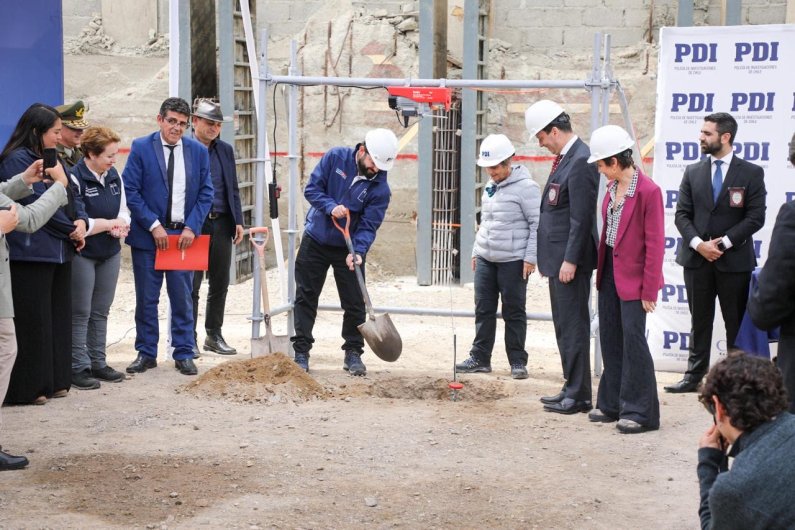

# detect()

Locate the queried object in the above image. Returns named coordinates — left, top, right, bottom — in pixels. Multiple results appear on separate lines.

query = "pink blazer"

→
left=596, top=170, right=665, bottom=302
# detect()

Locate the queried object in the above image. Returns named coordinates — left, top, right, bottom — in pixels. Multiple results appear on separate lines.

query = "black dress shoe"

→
left=0, top=447, right=29, bottom=471
left=126, top=353, right=157, bottom=374
left=175, top=358, right=198, bottom=376
left=540, top=390, right=565, bottom=405
left=204, top=331, right=237, bottom=355
left=543, top=397, right=593, bottom=415
left=664, top=378, right=700, bottom=393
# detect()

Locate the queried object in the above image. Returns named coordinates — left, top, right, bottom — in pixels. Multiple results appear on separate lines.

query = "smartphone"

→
left=42, top=148, right=58, bottom=172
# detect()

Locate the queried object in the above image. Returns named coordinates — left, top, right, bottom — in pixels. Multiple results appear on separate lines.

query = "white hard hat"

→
left=365, top=128, right=399, bottom=171
left=477, top=134, right=515, bottom=167
left=587, top=125, right=635, bottom=164
left=525, top=100, right=565, bottom=137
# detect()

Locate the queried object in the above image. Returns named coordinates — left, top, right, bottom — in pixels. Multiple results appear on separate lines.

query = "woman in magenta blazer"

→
left=588, top=125, right=665, bottom=434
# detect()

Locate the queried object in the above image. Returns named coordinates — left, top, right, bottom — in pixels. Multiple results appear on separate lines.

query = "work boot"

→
left=294, top=352, right=310, bottom=372
left=510, top=364, right=529, bottom=380
left=204, top=330, right=237, bottom=355
left=71, top=369, right=101, bottom=390
left=455, top=355, right=491, bottom=374
left=91, top=365, right=125, bottom=382
left=343, top=351, right=367, bottom=376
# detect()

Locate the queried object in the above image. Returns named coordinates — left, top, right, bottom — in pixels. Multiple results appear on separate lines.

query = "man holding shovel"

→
left=291, top=128, right=398, bottom=375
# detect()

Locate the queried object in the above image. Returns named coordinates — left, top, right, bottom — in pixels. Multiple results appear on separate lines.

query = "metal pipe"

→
left=286, top=40, right=299, bottom=347
left=265, top=75, right=591, bottom=90
left=590, top=33, right=604, bottom=378
left=316, top=304, right=553, bottom=321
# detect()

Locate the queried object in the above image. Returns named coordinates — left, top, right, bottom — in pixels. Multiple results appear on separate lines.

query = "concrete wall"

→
left=62, top=1, right=792, bottom=50
left=102, top=1, right=160, bottom=47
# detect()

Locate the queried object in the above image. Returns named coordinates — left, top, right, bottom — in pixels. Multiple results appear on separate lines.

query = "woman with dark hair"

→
left=587, top=125, right=665, bottom=434
left=69, top=126, right=129, bottom=389
left=0, top=103, right=88, bottom=405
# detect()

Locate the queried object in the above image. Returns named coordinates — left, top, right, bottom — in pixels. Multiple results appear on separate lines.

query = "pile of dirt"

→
left=181, top=353, right=329, bottom=404
left=332, top=375, right=514, bottom=401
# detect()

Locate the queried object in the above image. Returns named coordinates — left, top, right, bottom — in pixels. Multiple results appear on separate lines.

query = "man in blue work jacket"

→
left=291, top=128, right=398, bottom=376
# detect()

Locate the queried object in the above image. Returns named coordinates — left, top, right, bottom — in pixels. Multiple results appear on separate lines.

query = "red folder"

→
left=154, top=235, right=210, bottom=271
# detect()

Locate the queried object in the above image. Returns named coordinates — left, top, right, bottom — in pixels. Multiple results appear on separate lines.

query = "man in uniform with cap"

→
left=190, top=99, right=244, bottom=356
left=55, top=101, right=89, bottom=169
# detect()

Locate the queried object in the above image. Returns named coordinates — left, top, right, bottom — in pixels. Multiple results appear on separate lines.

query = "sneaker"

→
left=343, top=351, right=367, bottom=376
left=294, top=352, right=310, bottom=372
left=455, top=355, right=491, bottom=374
left=510, top=364, right=529, bottom=379
left=92, top=365, right=125, bottom=382
left=72, top=370, right=101, bottom=390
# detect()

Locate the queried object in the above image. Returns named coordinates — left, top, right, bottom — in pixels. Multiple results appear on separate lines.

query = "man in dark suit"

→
left=525, top=100, right=599, bottom=414
left=747, top=132, right=795, bottom=412
left=666, top=112, right=766, bottom=393
left=190, top=99, right=244, bottom=356
left=123, top=97, right=214, bottom=376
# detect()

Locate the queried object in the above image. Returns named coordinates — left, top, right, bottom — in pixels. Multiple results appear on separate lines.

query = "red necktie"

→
left=550, top=154, right=563, bottom=176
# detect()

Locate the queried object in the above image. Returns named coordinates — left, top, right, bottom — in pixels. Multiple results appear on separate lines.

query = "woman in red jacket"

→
left=588, top=125, right=664, bottom=434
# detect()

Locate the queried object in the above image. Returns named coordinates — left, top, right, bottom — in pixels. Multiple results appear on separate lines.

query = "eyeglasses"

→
left=164, top=117, right=190, bottom=129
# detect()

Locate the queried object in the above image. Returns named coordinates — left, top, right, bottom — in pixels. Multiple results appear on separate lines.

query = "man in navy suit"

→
left=666, top=112, right=766, bottom=393
left=190, top=99, right=244, bottom=357
left=525, top=100, right=599, bottom=414
left=123, top=97, right=214, bottom=376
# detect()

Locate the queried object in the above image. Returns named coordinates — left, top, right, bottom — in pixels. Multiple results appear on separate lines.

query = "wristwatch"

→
left=717, top=241, right=726, bottom=252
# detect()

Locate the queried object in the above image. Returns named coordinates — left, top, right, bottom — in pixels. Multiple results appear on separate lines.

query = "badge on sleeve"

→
left=728, top=187, right=745, bottom=208
left=547, top=183, right=561, bottom=206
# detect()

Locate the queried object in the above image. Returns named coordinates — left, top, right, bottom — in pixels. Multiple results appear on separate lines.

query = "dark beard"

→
left=357, top=156, right=377, bottom=178
left=700, top=140, right=722, bottom=155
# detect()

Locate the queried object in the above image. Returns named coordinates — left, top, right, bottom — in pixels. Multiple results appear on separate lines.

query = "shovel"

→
left=250, top=227, right=290, bottom=357
left=332, top=211, right=402, bottom=362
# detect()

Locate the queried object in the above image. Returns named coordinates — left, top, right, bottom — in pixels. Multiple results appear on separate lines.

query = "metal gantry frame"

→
left=248, top=32, right=634, bottom=374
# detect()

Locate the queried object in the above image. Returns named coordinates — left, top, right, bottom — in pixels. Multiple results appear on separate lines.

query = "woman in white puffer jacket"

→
left=456, top=134, right=541, bottom=379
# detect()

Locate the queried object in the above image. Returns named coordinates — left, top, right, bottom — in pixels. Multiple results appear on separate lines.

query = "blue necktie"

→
left=712, top=160, right=723, bottom=204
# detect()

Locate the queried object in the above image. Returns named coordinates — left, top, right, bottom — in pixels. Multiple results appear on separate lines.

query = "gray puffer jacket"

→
left=472, top=164, right=541, bottom=263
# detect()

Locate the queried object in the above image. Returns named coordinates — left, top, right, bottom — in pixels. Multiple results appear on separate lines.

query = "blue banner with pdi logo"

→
left=650, top=24, right=795, bottom=372
left=0, top=0, right=64, bottom=147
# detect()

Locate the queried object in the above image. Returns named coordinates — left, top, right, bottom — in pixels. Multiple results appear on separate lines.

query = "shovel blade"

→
left=251, top=334, right=291, bottom=358
left=357, top=312, right=402, bottom=362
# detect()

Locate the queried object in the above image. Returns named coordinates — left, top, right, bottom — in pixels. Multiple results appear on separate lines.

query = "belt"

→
left=163, top=222, right=185, bottom=230
left=208, top=212, right=228, bottom=220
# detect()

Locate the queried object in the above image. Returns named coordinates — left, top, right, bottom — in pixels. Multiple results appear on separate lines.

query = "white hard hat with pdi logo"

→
left=477, top=134, right=515, bottom=167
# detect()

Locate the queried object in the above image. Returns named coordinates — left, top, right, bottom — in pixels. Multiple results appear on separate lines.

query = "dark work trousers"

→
left=548, top=268, right=593, bottom=402
left=683, top=262, right=751, bottom=380
left=291, top=235, right=366, bottom=355
left=4, top=261, right=72, bottom=403
left=192, top=212, right=235, bottom=334
left=470, top=257, right=529, bottom=366
left=596, top=252, right=660, bottom=428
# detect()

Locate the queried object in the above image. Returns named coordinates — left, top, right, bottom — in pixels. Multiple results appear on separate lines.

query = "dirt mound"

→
left=335, top=376, right=513, bottom=401
left=181, top=353, right=329, bottom=404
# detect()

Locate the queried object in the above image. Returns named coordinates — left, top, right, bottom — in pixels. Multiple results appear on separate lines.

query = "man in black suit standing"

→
left=525, top=100, right=599, bottom=414
left=747, top=132, right=795, bottom=412
left=666, top=112, right=766, bottom=393
left=190, top=99, right=245, bottom=356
